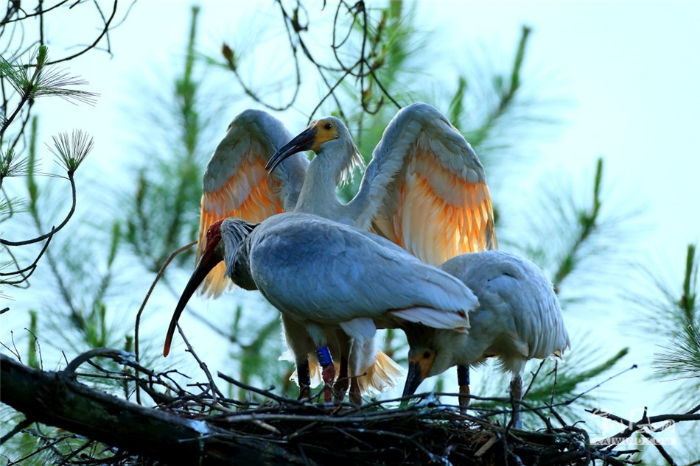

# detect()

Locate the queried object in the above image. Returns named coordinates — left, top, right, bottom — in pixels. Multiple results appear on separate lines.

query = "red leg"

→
left=316, top=346, right=335, bottom=403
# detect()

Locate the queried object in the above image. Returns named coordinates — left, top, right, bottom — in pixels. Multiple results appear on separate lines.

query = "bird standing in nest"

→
left=402, top=250, right=570, bottom=428
left=164, top=212, right=477, bottom=402
left=267, top=103, right=497, bottom=403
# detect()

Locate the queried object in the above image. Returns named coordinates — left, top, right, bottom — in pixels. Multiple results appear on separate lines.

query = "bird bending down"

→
left=266, top=103, right=498, bottom=402
left=191, top=109, right=401, bottom=401
left=401, top=250, right=570, bottom=428
left=164, top=212, right=477, bottom=401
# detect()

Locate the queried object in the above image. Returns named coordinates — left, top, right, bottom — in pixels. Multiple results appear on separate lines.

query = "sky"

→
left=3, top=0, right=700, bottom=456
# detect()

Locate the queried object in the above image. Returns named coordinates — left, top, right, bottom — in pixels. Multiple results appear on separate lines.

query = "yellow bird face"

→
left=307, top=118, right=341, bottom=151
left=266, top=117, right=341, bottom=172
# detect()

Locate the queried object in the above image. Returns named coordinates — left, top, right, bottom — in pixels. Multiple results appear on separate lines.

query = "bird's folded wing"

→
left=366, top=103, right=498, bottom=266
left=390, top=306, right=470, bottom=332
left=197, top=110, right=308, bottom=297
left=339, top=317, right=377, bottom=340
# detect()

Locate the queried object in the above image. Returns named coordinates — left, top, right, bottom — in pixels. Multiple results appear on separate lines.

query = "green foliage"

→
left=463, top=26, right=531, bottom=151
left=0, top=149, right=29, bottom=181
left=47, top=130, right=94, bottom=175
left=0, top=46, right=97, bottom=141
left=120, top=6, right=219, bottom=273
left=26, top=310, right=39, bottom=370
left=656, top=323, right=700, bottom=378
left=652, top=245, right=700, bottom=382
left=2, top=2, right=695, bottom=465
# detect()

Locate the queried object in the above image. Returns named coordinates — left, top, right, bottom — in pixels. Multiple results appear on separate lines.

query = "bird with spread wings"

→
left=180, top=103, right=497, bottom=403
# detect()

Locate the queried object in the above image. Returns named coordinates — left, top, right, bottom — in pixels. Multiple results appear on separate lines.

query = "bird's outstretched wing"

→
left=197, top=110, right=308, bottom=297
left=365, top=103, right=497, bottom=266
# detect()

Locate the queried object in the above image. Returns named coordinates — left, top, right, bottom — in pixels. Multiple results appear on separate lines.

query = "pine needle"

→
left=654, top=323, right=700, bottom=378
left=47, top=130, right=95, bottom=174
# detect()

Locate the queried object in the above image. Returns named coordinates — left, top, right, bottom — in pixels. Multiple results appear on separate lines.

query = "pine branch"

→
left=643, top=245, right=700, bottom=386
left=551, top=157, right=603, bottom=290
left=46, top=129, right=94, bottom=175
left=654, top=323, right=700, bottom=378
left=462, top=25, right=532, bottom=149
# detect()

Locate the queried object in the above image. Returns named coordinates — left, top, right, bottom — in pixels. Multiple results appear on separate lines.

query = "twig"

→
left=134, top=240, right=196, bottom=404
left=218, top=371, right=310, bottom=407
left=177, top=322, right=226, bottom=404
left=639, top=430, right=676, bottom=466
left=0, top=417, right=32, bottom=445
left=63, top=347, right=134, bottom=379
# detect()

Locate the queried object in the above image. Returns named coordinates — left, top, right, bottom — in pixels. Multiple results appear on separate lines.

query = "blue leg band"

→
left=316, top=346, right=333, bottom=366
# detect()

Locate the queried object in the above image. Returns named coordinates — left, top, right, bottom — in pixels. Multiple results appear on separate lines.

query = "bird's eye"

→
left=324, top=123, right=332, bottom=130
left=423, top=351, right=431, bottom=359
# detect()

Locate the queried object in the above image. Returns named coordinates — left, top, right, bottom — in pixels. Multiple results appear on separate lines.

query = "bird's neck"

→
left=430, top=330, right=479, bottom=375
left=294, top=144, right=371, bottom=228
left=227, top=237, right=257, bottom=291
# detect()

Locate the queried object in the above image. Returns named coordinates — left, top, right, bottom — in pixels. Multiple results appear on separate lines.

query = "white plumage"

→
left=189, top=103, right=496, bottom=402
left=165, top=213, right=477, bottom=401
left=402, top=250, right=570, bottom=428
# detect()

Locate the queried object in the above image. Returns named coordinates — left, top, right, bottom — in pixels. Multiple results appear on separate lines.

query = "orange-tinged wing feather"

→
left=197, top=156, right=284, bottom=297
left=400, top=151, right=496, bottom=264
left=369, top=103, right=497, bottom=266
left=196, top=110, right=308, bottom=297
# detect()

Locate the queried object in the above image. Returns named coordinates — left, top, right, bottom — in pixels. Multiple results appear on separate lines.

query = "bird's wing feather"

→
left=488, top=253, right=570, bottom=360
left=250, top=213, right=477, bottom=326
left=390, top=307, right=470, bottom=331
left=197, top=110, right=308, bottom=297
left=339, top=318, right=377, bottom=340
left=441, top=251, right=570, bottom=367
left=365, top=103, right=497, bottom=265
left=350, top=339, right=405, bottom=394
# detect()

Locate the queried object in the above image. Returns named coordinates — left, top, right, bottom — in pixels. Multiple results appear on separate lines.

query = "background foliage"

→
left=1, top=1, right=698, bottom=464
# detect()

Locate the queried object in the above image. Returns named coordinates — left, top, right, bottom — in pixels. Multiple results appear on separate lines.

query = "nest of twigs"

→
left=3, top=348, right=645, bottom=465
left=134, top=367, right=639, bottom=466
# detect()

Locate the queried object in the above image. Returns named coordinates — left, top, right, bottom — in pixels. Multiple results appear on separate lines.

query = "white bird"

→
left=190, top=109, right=401, bottom=402
left=266, top=102, right=497, bottom=402
left=193, top=104, right=496, bottom=402
left=164, top=212, right=478, bottom=401
left=266, top=103, right=497, bottom=264
left=197, top=109, right=308, bottom=297
left=400, top=250, right=570, bottom=428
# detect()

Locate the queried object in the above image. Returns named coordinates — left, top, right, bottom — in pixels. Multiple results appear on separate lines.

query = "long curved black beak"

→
left=266, top=125, right=317, bottom=173
left=402, top=361, right=425, bottom=397
left=163, top=243, right=222, bottom=357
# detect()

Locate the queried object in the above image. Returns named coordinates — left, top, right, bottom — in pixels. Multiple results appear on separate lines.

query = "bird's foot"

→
left=349, top=377, right=362, bottom=406
left=458, top=384, right=471, bottom=415
left=333, top=376, right=349, bottom=402
left=298, top=384, right=311, bottom=401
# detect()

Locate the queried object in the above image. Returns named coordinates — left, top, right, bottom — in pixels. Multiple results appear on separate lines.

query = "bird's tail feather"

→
left=288, top=349, right=404, bottom=394
left=353, top=349, right=405, bottom=394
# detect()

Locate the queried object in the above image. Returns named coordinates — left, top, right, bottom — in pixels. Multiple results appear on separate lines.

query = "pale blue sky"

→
left=46, top=0, right=700, bottom=261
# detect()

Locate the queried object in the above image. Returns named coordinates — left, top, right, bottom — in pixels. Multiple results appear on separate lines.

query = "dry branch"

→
left=0, top=351, right=306, bottom=465
left=0, top=348, right=652, bottom=465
